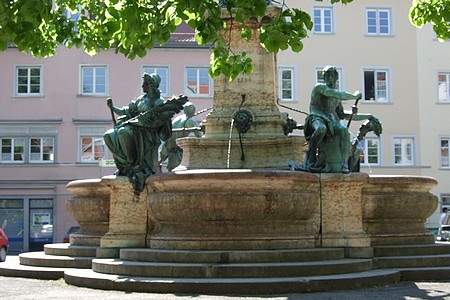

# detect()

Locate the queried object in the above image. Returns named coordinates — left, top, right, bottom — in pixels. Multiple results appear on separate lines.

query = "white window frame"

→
left=142, top=66, right=169, bottom=96
left=278, top=66, right=296, bottom=102
left=15, top=65, right=43, bottom=96
left=29, top=137, right=55, bottom=163
left=0, top=137, right=25, bottom=163
left=184, top=67, right=212, bottom=97
left=440, top=137, right=450, bottom=168
left=393, top=136, right=415, bottom=166
left=359, top=136, right=381, bottom=166
left=438, top=72, right=450, bottom=103
left=366, top=7, right=392, bottom=36
left=78, top=126, right=109, bottom=163
left=80, top=65, right=109, bottom=96
left=362, top=68, right=390, bottom=103
left=313, top=6, right=334, bottom=34
left=315, top=66, right=343, bottom=91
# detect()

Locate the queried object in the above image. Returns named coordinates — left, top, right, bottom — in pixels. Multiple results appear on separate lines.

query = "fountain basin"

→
left=66, top=179, right=110, bottom=246
left=146, top=169, right=320, bottom=250
left=65, top=172, right=438, bottom=250
left=362, top=175, right=438, bottom=245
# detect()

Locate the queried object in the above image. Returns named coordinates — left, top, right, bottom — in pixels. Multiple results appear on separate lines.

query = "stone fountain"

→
left=15, top=5, right=443, bottom=295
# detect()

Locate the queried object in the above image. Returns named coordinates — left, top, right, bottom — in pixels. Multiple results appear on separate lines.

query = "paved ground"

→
left=2, top=256, right=450, bottom=299
left=2, top=276, right=450, bottom=300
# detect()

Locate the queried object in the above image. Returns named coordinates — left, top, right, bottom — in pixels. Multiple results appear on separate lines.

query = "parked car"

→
left=0, top=228, right=9, bottom=262
left=437, top=225, right=450, bottom=241
left=40, top=224, right=53, bottom=238
left=63, top=226, right=80, bottom=243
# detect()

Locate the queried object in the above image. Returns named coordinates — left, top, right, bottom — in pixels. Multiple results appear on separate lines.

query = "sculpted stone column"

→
left=177, top=6, right=305, bottom=170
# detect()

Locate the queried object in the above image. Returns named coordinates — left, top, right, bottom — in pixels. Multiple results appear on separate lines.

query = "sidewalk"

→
left=2, top=256, right=450, bottom=299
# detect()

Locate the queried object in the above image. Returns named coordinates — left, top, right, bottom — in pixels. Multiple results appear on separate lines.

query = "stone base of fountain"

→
left=65, top=179, right=110, bottom=246
left=146, top=169, right=320, bottom=250
left=176, top=135, right=305, bottom=170
left=65, top=171, right=437, bottom=252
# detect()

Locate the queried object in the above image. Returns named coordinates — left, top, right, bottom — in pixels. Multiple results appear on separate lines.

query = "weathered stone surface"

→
left=99, top=176, right=147, bottom=248
left=66, top=178, right=110, bottom=246
left=177, top=136, right=305, bottom=170
left=318, top=173, right=371, bottom=248
left=146, top=169, right=320, bottom=250
left=362, top=175, right=438, bottom=245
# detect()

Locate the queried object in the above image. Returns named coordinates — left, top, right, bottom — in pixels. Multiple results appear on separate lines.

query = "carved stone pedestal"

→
left=99, top=176, right=147, bottom=248
left=320, top=173, right=371, bottom=248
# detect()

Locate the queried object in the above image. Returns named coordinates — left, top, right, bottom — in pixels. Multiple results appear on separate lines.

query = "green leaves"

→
left=259, top=7, right=311, bottom=54
left=409, top=0, right=450, bottom=41
left=1, top=0, right=448, bottom=82
left=209, top=41, right=253, bottom=81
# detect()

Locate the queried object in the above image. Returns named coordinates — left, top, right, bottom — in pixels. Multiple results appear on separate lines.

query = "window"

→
left=278, top=67, right=295, bottom=102
left=0, top=125, right=57, bottom=164
left=29, top=138, right=54, bottom=162
left=443, top=194, right=450, bottom=210
left=366, top=8, right=391, bottom=36
left=78, top=126, right=109, bottom=163
left=16, top=66, right=42, bottom=95
left=441, top=138, right=450, bottom=168
left=80, top=137, right=106, bottom=162
left=316, top=67, right=342, bottom=90
left=1, top=138, right=25, bottom=163
left=143, top=66, right=169, bottom=95
left=81, top=66, right=107, bottom=95
left=359, top=137, right=380, bottom=165
left=438, top=73, right=450, bottom=103
left=313, top=7, right=333, bottom=34
left=185, top=67, right=211, bottom=96
left=393, top=137, right=414, bottom=166
left=364, top=69, right=389, bottom=102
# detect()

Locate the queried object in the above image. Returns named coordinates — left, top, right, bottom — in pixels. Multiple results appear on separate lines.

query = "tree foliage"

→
left=410, top=0, right=450, bottom=41
left=0, top=0, right=448, bottom=81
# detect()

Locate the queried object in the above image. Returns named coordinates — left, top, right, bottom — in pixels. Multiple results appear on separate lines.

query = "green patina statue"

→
left=159, top=102, right=203, bottom=171
left=293, top=65, right=382, bottom=173
left=104, top=73, right=188, bottom=192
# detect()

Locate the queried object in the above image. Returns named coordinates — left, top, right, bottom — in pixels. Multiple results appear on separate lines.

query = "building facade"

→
left=277, top=0, right=450, bottom=231
left=0, top=36, right=213, bottom=252
left=0, top=0, right=449, bottom=252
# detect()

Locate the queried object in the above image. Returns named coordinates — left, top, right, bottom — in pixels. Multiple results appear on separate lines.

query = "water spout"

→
left=227, top=118, right=234, bottom=168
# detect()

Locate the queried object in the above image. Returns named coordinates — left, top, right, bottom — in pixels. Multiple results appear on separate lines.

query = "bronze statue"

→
left=296, top=65, right=381, bottom=173
left=159, top=102, right=203, bottom=171
left=104, top=73, right=188, bottom=192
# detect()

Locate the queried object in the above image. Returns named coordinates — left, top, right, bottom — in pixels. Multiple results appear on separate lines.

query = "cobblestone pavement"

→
left=2, top=275, right=450, bottom=300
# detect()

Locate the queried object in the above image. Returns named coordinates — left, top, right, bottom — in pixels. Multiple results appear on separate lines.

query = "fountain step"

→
left=0, top=255, right=67, bottom=280
left=375, top=253, right=450, bottom=268
left=91, top=258, right=373, bottom=278
left=64, top=268, right=401, bottom=294
left=44, top=243, right=97, bottom=257
left=374, top=243, right=450, bottom=257
left=19, top=251, right=94, bottom=269
left=120, top=248, right=345, bottom=263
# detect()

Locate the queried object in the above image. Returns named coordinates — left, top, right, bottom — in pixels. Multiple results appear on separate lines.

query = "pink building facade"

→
left=0, top=41, right=212, bottom=252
